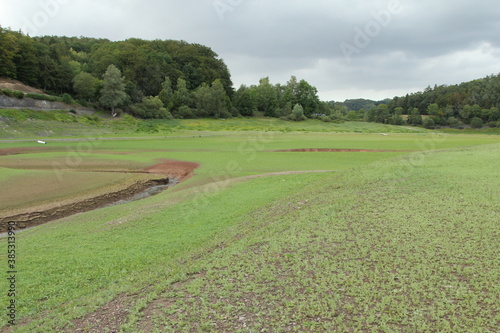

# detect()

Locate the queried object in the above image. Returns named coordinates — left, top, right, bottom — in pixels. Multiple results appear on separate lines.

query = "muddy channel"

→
left=0, top=177, right=176, bottom=234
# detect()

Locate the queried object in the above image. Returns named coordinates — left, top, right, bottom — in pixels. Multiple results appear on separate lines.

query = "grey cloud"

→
left=1, top=0, right=499, bottom=101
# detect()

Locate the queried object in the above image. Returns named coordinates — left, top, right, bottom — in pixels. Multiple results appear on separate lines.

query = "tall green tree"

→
left=374, top=104, right=390, bottom=123
left=158, top=76, right=174, bottom=111
left=233, top=85, right=256, bottom=116
left=73, top=72, right=99, bottom=101
left=256, top=77, right=278, bottom=117
left=0, top=28, right=19, bottom=78
left=14, top=35, right=39, bottom=86
left=99, top=64, right=128, bottom=115
left=193, top=79, right=230, bottom=118
left=407, top=107, right=422, bottom=126
left=296, top=79, right=320, bottom=116
left=210, top=79, right=230, bottom=118
left=173, top=78, right=192, bottom=110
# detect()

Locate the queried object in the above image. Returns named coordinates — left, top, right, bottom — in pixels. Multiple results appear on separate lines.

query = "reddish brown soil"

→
left=271, top=148, right=411, bottom=152
left=145, top=158, right=200, bottom=181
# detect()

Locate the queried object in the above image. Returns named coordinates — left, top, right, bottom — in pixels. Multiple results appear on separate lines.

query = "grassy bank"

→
left=0, top=119, right=498, bottom=331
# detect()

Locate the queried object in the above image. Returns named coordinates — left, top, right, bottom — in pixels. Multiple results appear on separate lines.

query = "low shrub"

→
left=422, top=117, right=435, bottom=129
left=0, top=89, right=22, bottom=98
left=25, top=93, right=59, bottom=102
left=470, top=117, right=483, bottom=129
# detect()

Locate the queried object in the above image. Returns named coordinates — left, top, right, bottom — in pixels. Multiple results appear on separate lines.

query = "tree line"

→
left=370, top=74, right=500, bottom=128
left=1, top=27, right=329, bottom=120
left=325, top=74, right=500, bottom=128
left=2, top=26, right=500, bottom=127
left=0, top=26, right=232, bottom=113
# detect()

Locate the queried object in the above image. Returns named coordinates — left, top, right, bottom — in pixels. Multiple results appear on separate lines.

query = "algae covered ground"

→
left=0, top=118, right=498, bottom=332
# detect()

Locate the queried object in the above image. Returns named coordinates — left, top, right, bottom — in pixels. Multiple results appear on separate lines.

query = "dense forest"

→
left=0, top=26, right=327, bottom=121
left=1, top=26, right=500, bottom=127
left=382, top=75, right=500, bottom=128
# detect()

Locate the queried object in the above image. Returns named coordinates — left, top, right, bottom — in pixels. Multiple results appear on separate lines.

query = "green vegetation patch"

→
left=0, top=127, right=498, bottom=332
left=135, top=143, right=499, bottom=332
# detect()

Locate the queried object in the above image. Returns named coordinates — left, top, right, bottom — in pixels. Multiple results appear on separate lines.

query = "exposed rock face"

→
left=0, top=95, right=95, bottom=114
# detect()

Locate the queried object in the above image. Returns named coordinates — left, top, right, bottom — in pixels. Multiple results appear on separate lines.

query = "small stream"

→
left=0, top=178, right=179, bottom=237
left=105, top=179, right=178, bottom=207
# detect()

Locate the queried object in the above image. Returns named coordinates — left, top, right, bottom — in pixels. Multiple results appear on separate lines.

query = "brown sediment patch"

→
left=145, top=158, right=200, bottom=181
left=270, top=148, right=413, bottom=152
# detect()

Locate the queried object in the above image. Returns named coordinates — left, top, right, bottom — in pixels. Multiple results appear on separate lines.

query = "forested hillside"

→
left=0, top=27, right=324, bottom=120
left=383, top=74, right=500, bottom=128
left=0, top=27, right=232, bottom=96
left=1, top=26, right=500, bottom=127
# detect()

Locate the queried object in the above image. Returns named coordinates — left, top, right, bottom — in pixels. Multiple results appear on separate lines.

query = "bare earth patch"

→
left=66, top=293, right=135, bottom=333
left=145, top=158, right=200, bottom=181
left=0, top=78, right=47, bottom=94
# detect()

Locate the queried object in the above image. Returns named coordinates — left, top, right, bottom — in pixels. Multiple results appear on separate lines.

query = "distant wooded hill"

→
left=1, top=26, right=499, bottom=127
left=0, top=26, right=232, bottom=98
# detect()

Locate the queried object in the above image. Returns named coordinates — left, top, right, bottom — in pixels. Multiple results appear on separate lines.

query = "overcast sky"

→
left=1, top=0, right=499, bottom=101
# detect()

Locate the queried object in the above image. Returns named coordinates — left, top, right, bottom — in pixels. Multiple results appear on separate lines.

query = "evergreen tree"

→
left=99, top=64, right=128, bottom=115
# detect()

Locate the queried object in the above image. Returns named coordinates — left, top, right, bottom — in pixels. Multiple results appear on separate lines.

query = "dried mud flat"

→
left=0, top=159, right=199, bottom=233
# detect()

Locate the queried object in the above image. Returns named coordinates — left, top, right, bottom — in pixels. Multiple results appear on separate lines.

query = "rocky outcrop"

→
left=0, top=95, right=95, bottom=114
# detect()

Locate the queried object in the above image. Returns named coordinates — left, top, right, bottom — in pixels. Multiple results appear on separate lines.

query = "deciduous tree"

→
left=73, top=72, right=99, bottom=101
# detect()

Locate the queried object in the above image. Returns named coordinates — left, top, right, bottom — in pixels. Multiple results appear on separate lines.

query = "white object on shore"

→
left=381, top=133, right=389, bottom=136
left=37, top=140, right=46, bottom=144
